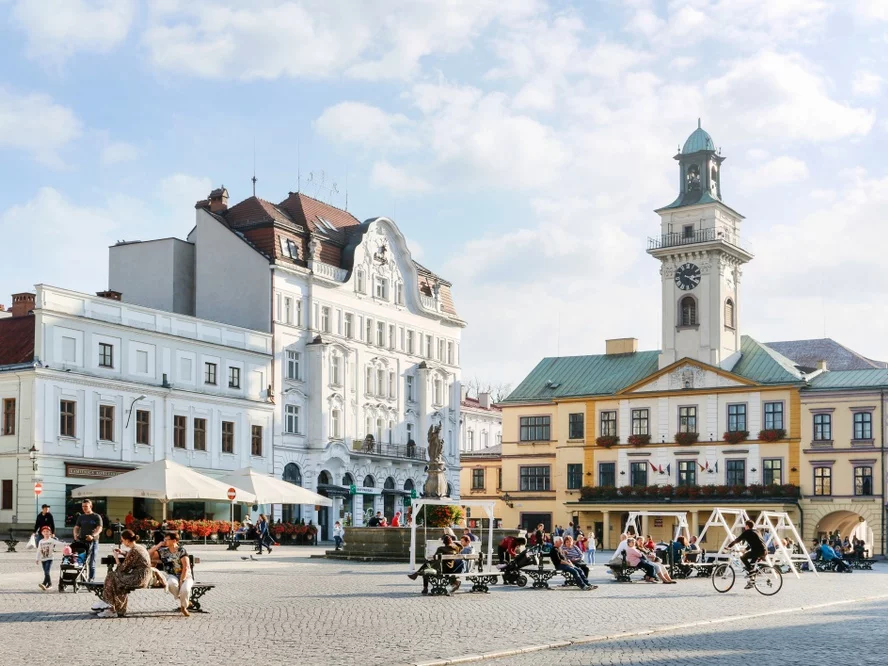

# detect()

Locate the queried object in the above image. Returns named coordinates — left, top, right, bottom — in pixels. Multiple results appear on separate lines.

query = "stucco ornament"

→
left=423, top=423, right=449, bottom=498
left=308, top=237, right=321, bottom=261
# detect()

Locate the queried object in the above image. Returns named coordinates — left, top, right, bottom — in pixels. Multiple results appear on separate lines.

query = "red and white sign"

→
left=227, top=487, right=237, bottom=501
left=34, top=482, right=43, bottom=496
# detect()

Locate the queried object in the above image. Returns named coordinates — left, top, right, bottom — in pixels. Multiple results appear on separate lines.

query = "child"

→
left=35, top=526, right=65, bottom=590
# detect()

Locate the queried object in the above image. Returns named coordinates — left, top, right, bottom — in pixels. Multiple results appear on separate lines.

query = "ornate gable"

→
left=620, top=359, right=754, bottom=394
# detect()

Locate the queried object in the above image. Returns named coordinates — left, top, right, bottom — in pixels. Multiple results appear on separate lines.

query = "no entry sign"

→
left=34, top=482, right=43, bottom=496
left=227, top=487, right=237, bottom=501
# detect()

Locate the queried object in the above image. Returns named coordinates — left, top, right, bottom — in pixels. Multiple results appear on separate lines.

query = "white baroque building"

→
left=459, top=389, right=502, bottom=453
left=0, top=286, right=274, bottom=531
left=108, top=189, right=466, bottom=537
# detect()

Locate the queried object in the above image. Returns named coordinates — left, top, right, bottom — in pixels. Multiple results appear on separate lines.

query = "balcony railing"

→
left=310, top=260, right=348, bottom=282
left=579, top=483, right=800, bottom=503
left=420, top=294, right=438, bottom=311
left=351, top=439, right=427, bottom=461
left=647, top=228, right=751, bottom=254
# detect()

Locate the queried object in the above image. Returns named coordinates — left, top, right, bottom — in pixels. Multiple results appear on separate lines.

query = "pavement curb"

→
left=406, top=593, right=888, bottom=666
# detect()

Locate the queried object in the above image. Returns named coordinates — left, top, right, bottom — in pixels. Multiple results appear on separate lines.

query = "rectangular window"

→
left=60, top=400, right=76, bottom=437
left=221, top=421, right=234, bottom=454
left=344, top=313, right=353, bottom=339
left=365, top=318, right=373, bottom=343
left=99, top=405, right=114, bottom=441
left=568, top=413, right=584, bottom=439
left=566, top=463, right=583, bottom=490
left=519, top=466, right=551, bottom=491
left=286, top=351, right=300, bottom=380
left=173, top=415, right=187, bottom=449
left=2, top=398, right=15, bottom=436
left=407, top=331, right=415, bottom=355
left=726, top=459, right=746, bottom=486
left=388, top=324, right=395, bottom=350
left=678, top=460, right=696, bottom=487
left=854, top=466, right=873, bottom=496
left=519, top=416, right=550, bottom=442
left=630, top=461, right=647, bottom=487
left=406, top=375, right=414, bottom=402
left=433, top=378, right=443, bottom=405
left=497, top=467, right=502, bottom=490
left=762, top=458, right=783, bottom=485
left=202, top=362, right=215, bottom=385
left=376, top=321, right=385, bottom=347
left=437, top=339, right=445, bottom=361
left=330, top=355, right=341, bottom=385
left=599, top=462, right=616, bottom=488
left=472, top=468, right=485, bottom=490
left=251, top=425, right=263, bottom=456
left=814, top=466, right=831, bottom=496
left=228, top=367, right=241, bottom=389
left=366, top=367, right=373, bottom=395
left=763, top=402, right=784, bottom=430
left=135, top=410, right=150, bottom=445
left=295, top=299, right=303, bottom=327
left=425, top=335, right=433, bottom=359
left=631, top=408, right=649, bottom=435
left=727, top=404, right=747, bottom=432
left=375, top=277, right=388, bottom=299
left=98, top=343, right=113, bottom=368
left=388, top=371, right=395, bottom=398
left=813, top=413, right=832, bottom=441
left=599, top=411, right=617, bottom=437
left=679, top=406, right=697, bottom=433
left=320, top=306, right=331, bottom=333
left=853, top=412, right=873, bottom=440
left=285, top=405, right=300, bottom=434
left=1, top=479, right=11, bottom=510
left=396, top=282, right=404, bottom=305
left=356, top=270, right=365, bottom=294
left=283, top=296, right=293, bottom=324
left=377, top=369, right=385, bottom=396
left=447, top=341, right=454, bottom=365
left=193, top=418, right=206, bottom=451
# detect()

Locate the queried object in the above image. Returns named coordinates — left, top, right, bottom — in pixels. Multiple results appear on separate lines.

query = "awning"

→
left=382, top=488, right=411, bottom=496
left=316, top=483, right=351, bottom=498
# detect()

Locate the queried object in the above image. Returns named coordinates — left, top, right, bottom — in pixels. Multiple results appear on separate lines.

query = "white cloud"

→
left=314, top=103, right=417, bottom=151
left=370, top=161, right=431, bottom=195
left=853, top=0, right=888, bottom=21
left=100, top=141, right=139, bottom=166
left=851, top=70, right=884, bottom=97
left=11, top=0, right=135, bottom=64
left=735, top=156, right=809, bottom=190
left=142, top=0, right=540, bottom=81
left=0, top=88, right=82, bottom=167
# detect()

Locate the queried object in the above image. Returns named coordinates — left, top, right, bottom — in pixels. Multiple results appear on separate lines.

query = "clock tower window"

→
left=680, top=296, right=697, bottom=327
left=725, top=298, right=735, bottom=329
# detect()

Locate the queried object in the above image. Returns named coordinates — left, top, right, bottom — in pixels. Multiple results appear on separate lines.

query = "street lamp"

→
left=28, top=445, right=38, bottom=472
left=501, top=492, right=514, bottom=508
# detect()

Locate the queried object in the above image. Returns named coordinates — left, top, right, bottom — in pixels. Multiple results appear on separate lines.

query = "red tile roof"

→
left=461, top=397, right=502, bottom=412
left=0, top=316, right=35, bottom=366
left=278, top=192, right=361, bottom=232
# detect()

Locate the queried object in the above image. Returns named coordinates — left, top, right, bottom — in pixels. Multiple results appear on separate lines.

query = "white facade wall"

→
left=460, top=406, right=502, bottom=453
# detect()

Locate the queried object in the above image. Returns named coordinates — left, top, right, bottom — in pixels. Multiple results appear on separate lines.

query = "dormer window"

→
left=280, top=237, right=299, bottom=260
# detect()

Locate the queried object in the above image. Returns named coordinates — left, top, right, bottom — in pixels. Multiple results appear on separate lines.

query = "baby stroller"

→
left=58, top=541, right=88, bottom=593
left=499, top=546, right=541, bottom=587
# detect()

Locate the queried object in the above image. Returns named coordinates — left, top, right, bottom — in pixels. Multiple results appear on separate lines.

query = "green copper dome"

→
left=682, top=120, right=715, bottom=154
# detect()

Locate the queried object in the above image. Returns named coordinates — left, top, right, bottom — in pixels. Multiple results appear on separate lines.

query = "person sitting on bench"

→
left=550, top=538, right=596, bottom=590
left=817, top=540, right=852, bottom=573
left=559, top=535, right=589, bottom=578
left=408, top=534, right=461, bottom=594
left=93, top=529, right=152, bottom=618
left=149, top=532, right=193, bottom=616
left=626, top=537, right=676, bottom=584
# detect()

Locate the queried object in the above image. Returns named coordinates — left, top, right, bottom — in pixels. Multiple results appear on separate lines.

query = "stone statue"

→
left=423, top=423, right=449, bottom=498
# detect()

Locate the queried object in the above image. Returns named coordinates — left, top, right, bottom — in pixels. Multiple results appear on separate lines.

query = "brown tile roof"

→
left=278, top=192, right=361, bottom=232
left=461, top=397, right=502, bottom=412
left=0, top=316, right=35, bottom=366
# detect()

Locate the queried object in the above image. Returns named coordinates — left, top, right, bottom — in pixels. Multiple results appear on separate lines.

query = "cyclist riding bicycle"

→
left=726, top=520, right=767, bottom=589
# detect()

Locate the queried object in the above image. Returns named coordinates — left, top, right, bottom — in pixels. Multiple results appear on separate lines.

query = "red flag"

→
left=649, top=461, right=657, bottom=472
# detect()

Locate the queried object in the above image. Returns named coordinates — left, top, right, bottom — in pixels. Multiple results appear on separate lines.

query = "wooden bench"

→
left=85, top=554, right=215, bottom=613
left=423, top=553, right=503, bottom=595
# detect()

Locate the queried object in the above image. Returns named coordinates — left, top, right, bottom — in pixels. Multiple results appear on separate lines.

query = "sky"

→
left=1, top=0, right=888, bottom=388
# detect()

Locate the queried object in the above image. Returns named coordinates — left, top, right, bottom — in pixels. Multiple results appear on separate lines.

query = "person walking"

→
left=35, top=526, right=65, bottom=590
left=93, top=529, right=153, bottom=618
left=73, top=499, right=103, bottom=582
left=34, top=504, right=55, bottom=543
left=256, top=514, right=273, bottom=554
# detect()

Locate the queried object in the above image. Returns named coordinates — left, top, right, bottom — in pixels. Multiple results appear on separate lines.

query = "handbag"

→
left=27, top=534, right=37, bottom=550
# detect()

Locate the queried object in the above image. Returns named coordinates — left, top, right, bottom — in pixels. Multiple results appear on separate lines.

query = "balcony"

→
left=351, top=439, right=427, bottom=461
left=310, top=260, right=348, bottom=282
left=647, top=228, right=752, bottom=255
left=420, top=294, right=438, bottom=311
left=578, top=483, right=800, bottom=503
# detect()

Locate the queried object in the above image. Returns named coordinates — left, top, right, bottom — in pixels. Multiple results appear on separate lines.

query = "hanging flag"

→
left=649, top=461, right=658, bottom=472
left=698, top=462, right=705, bottom=472
left=666, top=463, right=671, bottom=475
left=714, top=461, right=719, bottom=473
left=658, top=464, right=665, bottom=474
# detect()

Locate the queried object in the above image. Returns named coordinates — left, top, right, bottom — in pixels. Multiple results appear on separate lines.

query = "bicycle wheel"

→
left=711, top=563, right=735, bottom=593
left=753, top=564, right=783, bottom=596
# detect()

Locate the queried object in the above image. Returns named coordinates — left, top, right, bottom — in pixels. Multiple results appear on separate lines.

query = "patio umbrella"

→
left=219, top=467, right=332, bottom=506
left=70, top=459, right=256, bottom=519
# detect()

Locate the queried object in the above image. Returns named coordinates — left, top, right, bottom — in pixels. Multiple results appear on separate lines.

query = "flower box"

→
left=723, top=430, right=749, bottom=445
left=757, top=428, right=786, bottom=442
left=627, top=433, right=651, bottom=447
left=674, top=432, right=699, bottom=445
left=596, top=435, right=620, bottom=448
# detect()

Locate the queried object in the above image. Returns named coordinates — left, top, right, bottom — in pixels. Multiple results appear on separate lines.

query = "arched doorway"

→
left=282, top=463, right=302, bottom=524
left=316, top=470, right=332, bottom=541
left=815, top=510, right=875, bottom=555
left=383, top=476, right=396, bottom=520
left=362, top=475, right=376, bottom=524
left=342, top=473, right=355, bottom=525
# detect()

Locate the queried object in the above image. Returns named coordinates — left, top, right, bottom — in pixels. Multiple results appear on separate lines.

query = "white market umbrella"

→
left=219, top=467, right=332, bottom=507
left=71, top=459, right=256, bottom=519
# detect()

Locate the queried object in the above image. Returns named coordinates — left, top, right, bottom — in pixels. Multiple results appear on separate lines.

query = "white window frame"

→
left=344, top=313, right=353, bottom=339
left=285, top=404, right=300, bottom=434
left=286, top=351, right=300, bottom=381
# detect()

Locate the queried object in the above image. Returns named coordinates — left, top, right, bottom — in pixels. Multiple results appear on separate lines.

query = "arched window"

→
left=318, top=470, right=331, bottom=486
left=384, top=477, right=395, bottom=490
left=363, top=475, right=375, bottom=488
left=283, top=463, right=302, bottom=486
left=686, top=164, right=700, bottom=191
left=680, top=296, right=697, bottom=327
left=404, top=479, right=415, bottom=492
left=342, top=473, right=355, bottom=487
left=724, top=298, right=735, bottom=328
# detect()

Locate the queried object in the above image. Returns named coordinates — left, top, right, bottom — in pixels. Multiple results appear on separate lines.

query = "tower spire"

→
left=252, top=137, right=257, bottom=197
left=698, top=117, right=701, bottom=129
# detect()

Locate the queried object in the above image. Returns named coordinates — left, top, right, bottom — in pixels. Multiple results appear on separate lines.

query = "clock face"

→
left=674, top=263, right=701, bottom=291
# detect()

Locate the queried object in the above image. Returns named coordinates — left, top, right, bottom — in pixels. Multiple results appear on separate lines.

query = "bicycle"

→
left=711, top=547, right=783, bottom=596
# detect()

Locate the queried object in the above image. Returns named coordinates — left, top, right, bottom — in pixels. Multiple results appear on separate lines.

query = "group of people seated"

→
left=813, top=533, right=866, bottom=560
left=408, top=529, right=477, bottom=595
left=611, top=532, right=678, bottom=584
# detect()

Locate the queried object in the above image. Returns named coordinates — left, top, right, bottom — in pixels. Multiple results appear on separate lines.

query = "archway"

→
left=383, top=476, right=396, bottom=520
left=282, top=463, right=302, bottom=523
left=342, top=473, right=355, bottom=524
left=815, top=510, right=874, bottom=555
left=362, top=475, right=376, bottom=524
left=316, top=470, right=333, bottom=541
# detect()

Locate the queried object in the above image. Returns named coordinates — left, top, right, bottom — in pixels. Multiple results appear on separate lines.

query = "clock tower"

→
left=648, top=120, right=753, bottom=370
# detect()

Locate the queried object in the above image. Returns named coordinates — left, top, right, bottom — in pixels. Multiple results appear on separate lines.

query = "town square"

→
left=1, top=1, right=888, bottom=664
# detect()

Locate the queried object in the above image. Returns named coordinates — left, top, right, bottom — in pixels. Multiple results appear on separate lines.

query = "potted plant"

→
left=674, top=484, right=689, bottom=499
left=596, top=435, right=620, bottom=448
left=674, top=432, right=699, bottom=445
left=657, top=484, right=674, bottom=498
left=723, top=430, right=749, bottom=445
left=627, top=433, right=651, bottom=447
left=757, top=428, right=786, bottom=442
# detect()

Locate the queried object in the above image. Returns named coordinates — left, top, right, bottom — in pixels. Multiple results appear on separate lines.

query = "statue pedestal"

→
left=422, top=462, right=448, bottom=499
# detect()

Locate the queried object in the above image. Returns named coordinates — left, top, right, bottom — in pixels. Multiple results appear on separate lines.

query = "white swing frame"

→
left=753, top=510, right=818, bottom=579
left=623, top=511, right=692, bottom=544
left=697, top=507, right=752, bottom=561
left=408, top=499, right=496, bottom=573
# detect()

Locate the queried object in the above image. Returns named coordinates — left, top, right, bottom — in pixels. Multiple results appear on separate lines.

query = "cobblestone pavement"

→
left=0, top=545, right=884, bottom=666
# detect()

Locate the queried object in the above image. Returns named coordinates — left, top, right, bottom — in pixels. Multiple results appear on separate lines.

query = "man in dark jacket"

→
left=408, top=535, right=461, bottom=594
left=73, top=499, right=103, bottom=581
left=727, top=520, right=767, bottom=587
left=34, top=504, right=55, bottom=541
left=550, top=538, right=596, bottom=590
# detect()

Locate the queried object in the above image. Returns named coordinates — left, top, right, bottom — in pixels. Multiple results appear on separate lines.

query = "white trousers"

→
left=165, top=572, right=194, bottom=605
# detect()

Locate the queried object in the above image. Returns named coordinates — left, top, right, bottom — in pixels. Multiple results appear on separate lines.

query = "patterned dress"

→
left=102, top=543, right=152, bottom=615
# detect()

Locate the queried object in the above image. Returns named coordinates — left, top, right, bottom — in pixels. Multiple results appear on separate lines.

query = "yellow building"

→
left=492, top=123, right=885, bottom=555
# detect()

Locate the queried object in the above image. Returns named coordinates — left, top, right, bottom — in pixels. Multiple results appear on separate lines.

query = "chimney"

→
left=479, top=392, right=491, bottom=409
left=96, top=290, right=122, bottom=301
left=816, top=359, right=828, bottom=371
left=0, top=304, right=9, bottom=320
left=11, top=292, right=36, bottom=318
left=208, top=186, right=229, bottom=213
left=460, top=385, right=468, bottom=402
left=606, top=337, right=639, bottom=355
